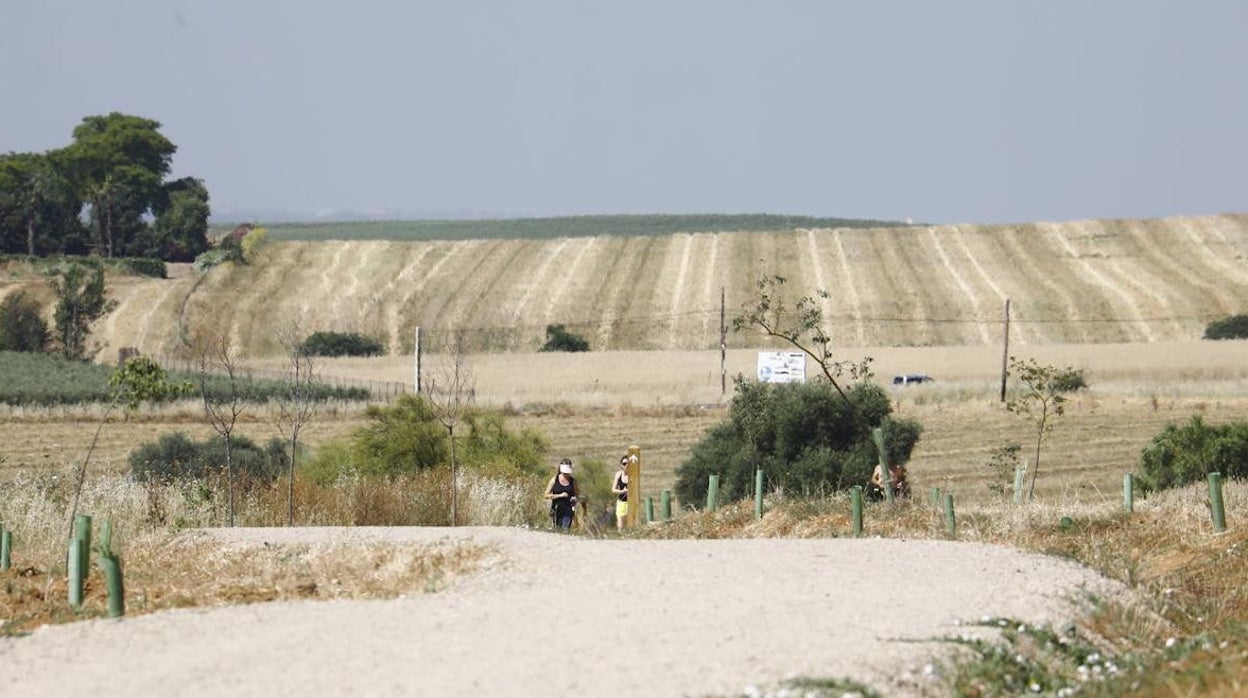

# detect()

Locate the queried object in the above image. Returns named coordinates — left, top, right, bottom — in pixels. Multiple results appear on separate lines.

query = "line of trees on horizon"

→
left=0, top=112, right=210, bottom=262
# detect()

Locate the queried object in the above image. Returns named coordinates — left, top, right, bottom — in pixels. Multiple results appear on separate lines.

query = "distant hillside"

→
left=5, top=213, right=1248, bottom=360
left=218, top=213, right=913, bottom=243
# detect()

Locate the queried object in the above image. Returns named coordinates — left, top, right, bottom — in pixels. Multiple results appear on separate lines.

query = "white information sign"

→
left=756, top=351, right=806, bottom=383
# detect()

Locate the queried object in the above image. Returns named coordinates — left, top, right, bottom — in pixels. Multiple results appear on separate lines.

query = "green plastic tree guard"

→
left=1123, top=473, right=1134, bottom=514
left=68, top=537, right=83, bottom=608
left=706, top=474, right=720, bottom=512
left=661, top=490, right=672, bottom=521
left=944, top=493, right=957, bottom=538
left=1, top=529, right=10, bottom=571
left=645, top=496, right=655, bottom=523
left=100, top=554, right=125, bottom=618
left=75, top=514, right=92, bottom=582
left=930, top=487, right=942, bottom=508
left=851, top=486, right=864, bottom=538
left=753, top=469, right=764, bottom=520
left=1209, top=472, right=1227, bottom=533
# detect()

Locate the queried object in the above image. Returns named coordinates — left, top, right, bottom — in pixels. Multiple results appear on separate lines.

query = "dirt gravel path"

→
left=0, top=527, right=1122, bottom=697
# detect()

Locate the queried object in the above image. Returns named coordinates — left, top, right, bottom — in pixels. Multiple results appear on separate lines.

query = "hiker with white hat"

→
left=544, top=458, right=580, bottom=530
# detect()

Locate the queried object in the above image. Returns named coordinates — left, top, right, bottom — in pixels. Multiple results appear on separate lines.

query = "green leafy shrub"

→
left=0, top=292, right=48, bottom=352
left=300, top=330, right=384, bottom=358
left=674, top=379, right=922, bottom=507
left=193, top=247, right=235, bottom=271
left=121, top=257, right=167, bottom=278
left=540, top=324, right=589, bottom=352
left=1204, top=314, right=1248, bottom=340
left=1138, top=415, right=1248, bottom=492
left=307, top=394, right=548, bottom=481
left=129, top=432, right=289, bottom=484
left=1051, top=368, right=1088, bottom=393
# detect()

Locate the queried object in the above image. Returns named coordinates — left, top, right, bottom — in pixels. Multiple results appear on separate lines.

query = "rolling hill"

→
left=3, top=213, right=1247, bottom=361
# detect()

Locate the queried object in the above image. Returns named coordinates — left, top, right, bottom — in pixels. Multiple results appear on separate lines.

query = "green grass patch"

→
left=0, top=351, right=370, bottom=406
left=221, top=213, right=912, bottom=243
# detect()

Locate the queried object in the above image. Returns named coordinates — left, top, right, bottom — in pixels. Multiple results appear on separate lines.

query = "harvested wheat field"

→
left=3, top=214, right=1243, bottom=361
left=4, top=341, right=1248, bottom=507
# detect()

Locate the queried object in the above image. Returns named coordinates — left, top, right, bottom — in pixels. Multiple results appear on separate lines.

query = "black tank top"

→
left=615, top=472, right=628, bottom=501
left=552, top=476, right=576, bottom=511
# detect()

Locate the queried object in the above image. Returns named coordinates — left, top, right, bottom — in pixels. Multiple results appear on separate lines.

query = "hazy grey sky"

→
left=2, top=1, right=1244, bottom=224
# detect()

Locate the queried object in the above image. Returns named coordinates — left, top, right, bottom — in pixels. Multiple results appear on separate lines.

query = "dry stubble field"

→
left=4, top=341, right=1247, bottom=506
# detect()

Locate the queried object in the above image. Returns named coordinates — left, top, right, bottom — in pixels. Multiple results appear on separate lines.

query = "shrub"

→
left=0, top=292, right=48, bottom=352
left=540, top=324, right=589, bottom=352
left=1138, top=415, right=1248, bottom=492
left=129, top=432, right=289, bottom=485
left=674, top=379, right=922, bottom=507
left=311, top=394, right=548, bottom=482
left=1051, top=368, right=1088, bottom=393
left=193, top=247, right=235, bottom=271
left=1204, top=314, right=1248, bottom=340
left=300, top=330, right=384, bottom=357
left=122, top=257, right=167, bottom=278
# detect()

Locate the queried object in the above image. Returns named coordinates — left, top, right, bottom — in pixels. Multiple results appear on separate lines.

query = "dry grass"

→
left=0, top=466, right=547, bottom=636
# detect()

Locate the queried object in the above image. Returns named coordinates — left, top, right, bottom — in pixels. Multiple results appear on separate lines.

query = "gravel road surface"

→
left=0, top=526, right=1121, bottom=697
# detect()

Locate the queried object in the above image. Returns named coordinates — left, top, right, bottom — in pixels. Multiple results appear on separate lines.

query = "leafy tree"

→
left=1138, top=416, right=1248, bottom=492
left=48, top=263, right=115, bottom=360
left=540, top=324, right=589, bottom=352
left=1204, top=314, right=1248, bottom=340
left=108, top=355, right=193, bottom=411
left=675, top=379, right=922, bottom=507
left=62, top=113, right=176, bottom=257
left=732, top=274, right=872, bottom=405
left=144, top=177, right=211, bottom=262
left=0, top=291, right=49, bottom=352
left=1005, top=356, right=1087, bottom=500
left=0, top=152, right=75, bottom=255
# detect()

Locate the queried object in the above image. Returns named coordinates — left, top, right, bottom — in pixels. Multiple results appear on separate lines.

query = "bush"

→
left=1051, top=368, right=1088, bottom=393
left=1204, top=314, right=1248, bottom=340
left=121, top=257, right=167, bottom=278
left=674, top=379, right=922, bottom=507
left=193, top=247, right=235, bottom=271
left=540, top=324, right=589, bottom=352
left=129, top=432, right=289, bottom=485
left=0, top=292, right=48, bottom=352
left=1137, top=415, right=1248, bottom=492
left=300, top=331, right=384, bottom=358
left=308, top=394, right=549, bottom=482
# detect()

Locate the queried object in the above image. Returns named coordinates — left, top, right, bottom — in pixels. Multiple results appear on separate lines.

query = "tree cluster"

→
left=540, top=324, right=590, bottom=352
left=1204, top=314, right=1248, bottom=340
left=675, top=379, right=922, bottom=507
left=0, top=112, right=210, bottom=261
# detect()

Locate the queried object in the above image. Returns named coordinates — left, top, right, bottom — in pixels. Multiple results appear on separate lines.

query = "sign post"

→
left=625, top=445, right=641, bottom=528
left=756, top=351, right=806, bottom=383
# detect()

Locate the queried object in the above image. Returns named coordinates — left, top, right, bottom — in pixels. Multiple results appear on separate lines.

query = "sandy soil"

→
left=0, top=526, right=1124, bottom=697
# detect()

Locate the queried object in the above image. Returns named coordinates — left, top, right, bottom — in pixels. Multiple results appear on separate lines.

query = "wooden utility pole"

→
left=625, top=445, right=642, bottom=527
left=414, top=326, right=422, bottom=394
left=999, top=300, right=1011, bottom=402
left=720, top=286, right=727, bottom=398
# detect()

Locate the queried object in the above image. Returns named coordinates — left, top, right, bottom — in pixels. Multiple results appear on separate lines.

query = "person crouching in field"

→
left=867, top=462, right=910, bottom=502
left=545, top=458, right=580, bottom=530
left=612, top=455, right=630, bottom=530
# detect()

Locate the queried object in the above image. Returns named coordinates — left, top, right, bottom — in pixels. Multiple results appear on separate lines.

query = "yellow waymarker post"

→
left=625, top=445, right=642, bottom=527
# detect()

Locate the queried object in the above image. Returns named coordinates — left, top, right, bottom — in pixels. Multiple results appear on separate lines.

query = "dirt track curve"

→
left=0, top=527, right=1124, bottom=698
